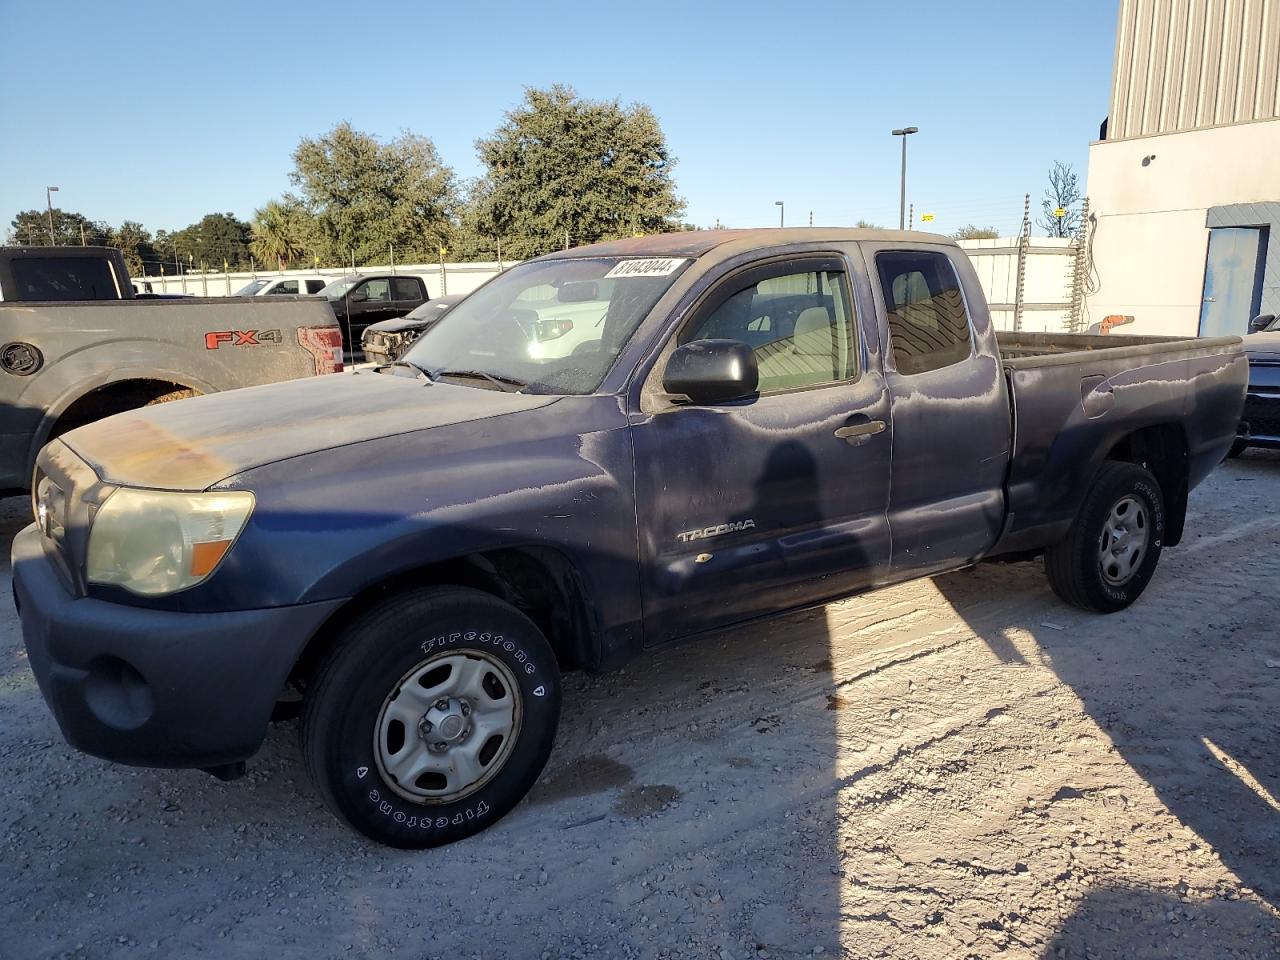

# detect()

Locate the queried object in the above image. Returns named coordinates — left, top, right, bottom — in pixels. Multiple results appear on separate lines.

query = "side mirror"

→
left=663, top=339, right=758, bottom=405
left=349, top=287, right=368, bottom=303
left=1249, top=314, right=1275, bottom=334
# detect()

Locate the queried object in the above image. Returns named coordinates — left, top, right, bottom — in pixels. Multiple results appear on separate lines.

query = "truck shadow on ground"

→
left=934, top=449, right=1280, bottom=953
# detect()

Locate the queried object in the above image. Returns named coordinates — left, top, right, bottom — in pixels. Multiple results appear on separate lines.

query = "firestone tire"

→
left=302, top=586, right=561, bottom=849
left=1044, top=461, right=1165, bottom=613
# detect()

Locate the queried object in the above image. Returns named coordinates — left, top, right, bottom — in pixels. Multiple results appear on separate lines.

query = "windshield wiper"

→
left=382, top=359, right=435, bottom=382
left=435, top=369, right=526, bottom=393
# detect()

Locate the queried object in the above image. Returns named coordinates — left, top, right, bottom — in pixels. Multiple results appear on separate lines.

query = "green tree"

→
left=166, top=212, right=252, bottom=270
left=289, top=122, right=459, bottom=265
left=854, top=219, right=885, bottom=230
left=1038, top=161, right=1082, bottom=238
left=951, top=224, right=1001, bottom=240
left=471, top=85, right=685, bottom=259
left=250, top=199, right=318, bottom=269
left=9, top=208, right=110, bottom=246
left=110, top=221, right=159, bottom=275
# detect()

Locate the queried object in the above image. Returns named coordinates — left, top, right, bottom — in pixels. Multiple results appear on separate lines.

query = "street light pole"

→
left=775, top=200, right=785, bottom=228
left=891, top=127, right=918, bottom=230
left=45, top=186, right=60, bottom=244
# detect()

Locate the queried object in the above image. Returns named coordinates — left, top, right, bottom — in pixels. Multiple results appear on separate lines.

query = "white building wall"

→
left=958, top=238, right=1075, bottom=332
left=1083, top=117, right=1280, bottom=335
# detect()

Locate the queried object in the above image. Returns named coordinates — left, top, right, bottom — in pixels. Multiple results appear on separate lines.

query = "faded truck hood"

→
left=61, top=373, right=559, bottom=490
left=1246, top=332, right=1280, bottom=363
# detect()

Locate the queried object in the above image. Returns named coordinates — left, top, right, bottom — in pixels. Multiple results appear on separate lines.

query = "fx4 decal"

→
left=205, top=329, right=283, bottom=349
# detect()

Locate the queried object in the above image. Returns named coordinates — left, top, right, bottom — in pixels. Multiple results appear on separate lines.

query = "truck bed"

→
left=991, top=331, right=1247, bottom=557
left=996, top=330, right=1242, bottom=366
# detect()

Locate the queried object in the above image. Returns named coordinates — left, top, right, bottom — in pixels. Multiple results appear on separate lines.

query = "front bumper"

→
left=1239, top=388, right=1280, bottom=449
left=12, top=525, right=345, bottom=769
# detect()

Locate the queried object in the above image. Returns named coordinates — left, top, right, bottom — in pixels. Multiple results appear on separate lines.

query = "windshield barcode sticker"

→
left=604, top=258, right=688, bottom=279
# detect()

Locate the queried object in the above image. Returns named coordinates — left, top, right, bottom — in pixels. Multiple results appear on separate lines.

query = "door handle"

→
left=834, top=420, right=886, bottom=441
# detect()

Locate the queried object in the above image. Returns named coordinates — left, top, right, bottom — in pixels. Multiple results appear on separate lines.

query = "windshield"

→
left=233, top=279, right=268, bottom=296
left=319, top=276, right=360, bottom=300
left=402, top=256, right=689, bottom=395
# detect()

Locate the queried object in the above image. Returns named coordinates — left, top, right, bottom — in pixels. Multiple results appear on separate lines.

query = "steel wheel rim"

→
left=1097, top=494, right=1149, bottom=586
left=373, top=650, right=522, bottom=804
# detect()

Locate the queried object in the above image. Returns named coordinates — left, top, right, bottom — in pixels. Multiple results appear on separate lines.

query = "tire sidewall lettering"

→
left=1098, top=478, right=1164, bottom=602
left=420, top=628, right=536, bottom=676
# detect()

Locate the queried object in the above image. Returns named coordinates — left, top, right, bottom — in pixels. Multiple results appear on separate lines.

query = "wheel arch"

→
left=1102, top=422, right=1189, bottom=546
left=289, top=545, right=603, bottom=691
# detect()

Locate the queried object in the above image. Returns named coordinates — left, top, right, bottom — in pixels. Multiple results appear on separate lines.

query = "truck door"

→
left=347, top=278, right=395, bottom=353
left=865, top=245, right=1009, bottom=577
left=393, top=277, right=427, bottom=315
left=631, top=254, right=892, bottom=644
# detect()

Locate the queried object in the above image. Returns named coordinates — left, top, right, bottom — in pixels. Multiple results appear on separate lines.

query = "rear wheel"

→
left=1045, top=462, right=1165, bottom=613
left=302, top=587, right=561, bottom=848
left=1225, top=439, right=1248, bottom=460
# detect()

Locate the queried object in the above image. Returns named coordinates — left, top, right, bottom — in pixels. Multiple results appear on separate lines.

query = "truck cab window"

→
left=392, top=278, right=421, bottom=300
left=275, top=280, right=299, bottom=295
left=876, top=251, right=972, bottom=375
left=682, top=269, right=855, bottom=393
left=361, top=279, right=391, bottom=303
left=10, top=257, right=119, bottom=301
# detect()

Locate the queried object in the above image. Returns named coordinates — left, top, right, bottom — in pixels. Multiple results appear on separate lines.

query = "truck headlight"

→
left=87, top=488, right=255, bottom=596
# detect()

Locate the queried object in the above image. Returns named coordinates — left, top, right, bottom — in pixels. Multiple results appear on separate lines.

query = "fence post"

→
left=1068, top=198, right=1091, bottom=333
left=1013, top=193, right=1030, bottom=333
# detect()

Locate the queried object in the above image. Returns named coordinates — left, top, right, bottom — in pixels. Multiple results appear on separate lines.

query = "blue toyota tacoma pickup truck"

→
left=11, top=229, right=1247, bottom=848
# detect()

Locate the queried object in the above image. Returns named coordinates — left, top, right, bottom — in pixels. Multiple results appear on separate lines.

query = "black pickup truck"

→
left=0, top=246, right=344, bottom=492
left=319, top=273, right=429, bottom=360
left=12, top=229, right=1246, bottom=848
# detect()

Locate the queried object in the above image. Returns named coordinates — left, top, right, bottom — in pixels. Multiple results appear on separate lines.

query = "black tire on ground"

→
left=1225, top=439, right=1248, bottom=459
left=1044, top=461, right=1166, bottom=613
left=302, top=586, right=562, bottom=849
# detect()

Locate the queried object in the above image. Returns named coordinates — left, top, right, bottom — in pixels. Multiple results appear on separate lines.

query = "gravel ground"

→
left=2, top=452, right=1279, bottom=960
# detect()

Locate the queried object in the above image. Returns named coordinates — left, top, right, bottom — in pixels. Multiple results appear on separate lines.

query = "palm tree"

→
left=251, top=200, right=314, bottom=269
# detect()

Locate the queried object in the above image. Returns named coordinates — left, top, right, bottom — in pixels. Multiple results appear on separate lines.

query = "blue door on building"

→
left=1199, top=227, right=1267, bottom=337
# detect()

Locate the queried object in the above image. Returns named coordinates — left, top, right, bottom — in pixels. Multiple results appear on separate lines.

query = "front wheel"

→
left=1045, top=461, right=1165, bottom=613
left=302, top=587, right=562, bottom=848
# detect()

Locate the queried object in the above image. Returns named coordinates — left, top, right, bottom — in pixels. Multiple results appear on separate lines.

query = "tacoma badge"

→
left=676, top=519, right=756, bottom=543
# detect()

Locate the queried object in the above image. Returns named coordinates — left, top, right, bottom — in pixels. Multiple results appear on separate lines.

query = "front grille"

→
left=33, top=470, right=68, bottom=546
left=1242, top=393, right=1280, bottom=440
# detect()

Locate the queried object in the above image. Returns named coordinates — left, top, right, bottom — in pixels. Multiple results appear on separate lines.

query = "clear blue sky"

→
left=0, top=0, right=1119, bottom=240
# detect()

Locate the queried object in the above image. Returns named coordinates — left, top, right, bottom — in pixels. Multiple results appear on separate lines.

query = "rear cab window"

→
left=9, top=256, right=122, bottom=301
left=875, top=250, right=972, bottom=375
